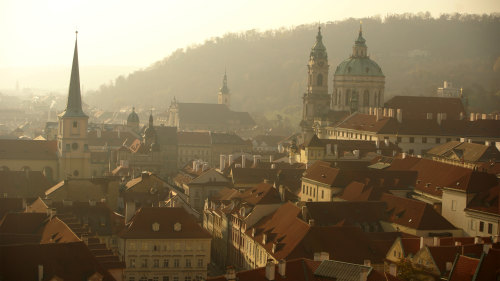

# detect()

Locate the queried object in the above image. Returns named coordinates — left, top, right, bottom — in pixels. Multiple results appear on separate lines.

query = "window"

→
left=185, top=277, right=191, bottom=281
left=130, top=259, right=135, bottom=268
left=409, top=137, right=415, bottom=143
left=317, top=74, right=323, bottom=86
left=173, top=277, right=179, bottom=281
left=153, top=277, right=159, bottom=281
left=302, top=185, right=305, bottom=193
left=436, top=138, right=441, bottom=144
left=163, top=259, right=169, bottom=268
left=321, top=190, right=324, bottom=199
left=446, top=138, right=452, bottom=142
left=154, top=259, right=159, bottom=268
left=451, top=200, right=457, bottom=211
left=129, top=277, right=135, bottom=281
left=163, top=277, right=169, bottom=281
left=141, top=259, right=148, bottom=268
left=198, top=258, right=203, bottom=268
left=470, top=220, right=476, bottom=230
left=66, top=144, right=70, bottom=151
left=397, top=137, right=402, bottom=143
left=73, top=121, right=78, bottom=128
left=174, top=259, right=179, bottom=268
left=139, top=277, right=147, bottom=281
left=488, top=223, right=493, bottom=234
left=186, top=259, right=191, bottom=268
left=422, top=137, right=427, bottom=143
left=479, top=221, right=485, bottom=232
left=363, top=90, right=369, bottom=106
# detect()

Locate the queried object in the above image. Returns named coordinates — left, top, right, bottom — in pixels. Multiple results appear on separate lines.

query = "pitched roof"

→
left=381, top=193, right=457, bottom=230
left=0, top=139, right=57, bottom=160
left=119, top=207, right=211, bottom=239
left=473, top=248, right=500, bottom=281
left=40, top=217, right=80, bottom=244
left=448, top=255, right=480, bottom=281
left=303, top=201, right=387, bottom=226
left=87, top=130, right=137, bottom=147
left=427, top=245, right=461, bottom=274
left=177, top=131, right=211, bottom=145
left=176, top=103, right=255, bottom=127
left=314, top=260, right=371, bottom=281
left=0, top=197, right=24, bottom=219
left=426, top=141, right=500, bottom=163
left=466, top=184, right=500, bottom=216
left=0, top=212, right=48, bottom=236
left=206, top=258, right=321, bottom=281
left=0, top=242, right=116, bottom=281
left=384, top=96, right=465, bottom=120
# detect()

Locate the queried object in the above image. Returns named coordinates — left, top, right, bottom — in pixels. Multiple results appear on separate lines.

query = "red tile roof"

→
left=384, top=96, right=465, bottom=120
left=303, top=201, right=387, bottom=226
left=0, top=212, right=48, bottom=236
left=40, top=217, right=80, bottom=244
left=0, top=171, right=52, bottom=199
left=474, top=248, right=500, bottom=281
left=0, top=197, right=24, bottom=219
left=466, top=184, right=500, bottom=216
left=0, top=139, right=57, bottom=160
left=448, top=255, right=480, bottom=281
left=381, top=193, right=457, bottom=230
left=427, top=245, right=461, bottom=274
left=119, top=207, right=211, bottom=239
left=0, top=241, right=116, bottom=281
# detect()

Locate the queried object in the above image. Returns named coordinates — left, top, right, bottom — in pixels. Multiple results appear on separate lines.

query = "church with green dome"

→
left=332, top=24, right=385, bottom=112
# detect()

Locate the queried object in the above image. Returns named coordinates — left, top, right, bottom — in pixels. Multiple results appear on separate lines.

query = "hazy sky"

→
left=0, top=0, right=498, bottom=90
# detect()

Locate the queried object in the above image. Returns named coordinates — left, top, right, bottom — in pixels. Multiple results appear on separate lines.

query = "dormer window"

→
left=152, top=222, right=160, bottom=232
left=174, top=222, right=181, bottom=232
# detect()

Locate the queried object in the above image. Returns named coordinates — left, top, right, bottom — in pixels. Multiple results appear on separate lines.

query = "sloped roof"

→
left=427, top=245, right=461, bottom=274
left=303, top=201, right=387, bottom=226
left=176, top=103, right=255, bottom=126
left=448, top=255, right=480, bottom=281
left=0, top=242, right=116, bottom=281
left=119, top=207, right=211, bottom=239
left=314, top=260, right=372, bottom=280
left=384, top=96, right=465, bottom=120
left=253, top=135, right=286, bottom=147
left=0, top=212, right=48, bottom=236
left=87, top=130, right=137, bottom=147
left=177, top=131, right=211, bottom=145
left=426, top=141, right=500, bottom=163
left=0, top=198, right=24, bottom=219
left=0, top=139, right=57, bottom=160
left=381, top=193, right=457, bottom=230
left=40, top=217, right=80, bottom=244
left=466, top=184, right=500, bottom=216
left=473, top=248, right=500, bottom=281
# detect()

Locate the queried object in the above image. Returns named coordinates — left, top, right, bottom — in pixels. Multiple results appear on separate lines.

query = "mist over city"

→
left=0, top=1, right=499, bottom=280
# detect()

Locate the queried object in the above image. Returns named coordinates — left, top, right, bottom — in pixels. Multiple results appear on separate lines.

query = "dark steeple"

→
left=60, top=31, right=87, bottom=118
left=310, top=26, right=327, bottom=59
left=220, top=70, right=229, bottom=94
left=149, top=110, right=154, bottom=127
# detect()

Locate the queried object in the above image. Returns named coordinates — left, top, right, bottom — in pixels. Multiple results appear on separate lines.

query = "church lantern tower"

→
left=57, top=32, right=91, bottom=179
left=217, top=71, right=230, bottom=108
left=300, top=27, right=330, bottom=140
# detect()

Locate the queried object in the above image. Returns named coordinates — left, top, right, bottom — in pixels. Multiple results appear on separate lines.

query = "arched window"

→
left=363, top=90, right=370, bottom=106
left=345, top=90, right=351, bottom=105
left=317, top=74, right=323, bottom=86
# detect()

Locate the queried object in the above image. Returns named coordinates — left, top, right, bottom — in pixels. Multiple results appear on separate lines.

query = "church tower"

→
left=300, top=27, right=330, bottom=140
left=217, top=71, right=230, bottom=108
left=57, top=32, right=91, bottom=179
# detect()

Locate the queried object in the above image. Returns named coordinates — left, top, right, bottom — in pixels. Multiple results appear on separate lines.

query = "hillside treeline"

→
left=86, top=13, right=500, bottom=128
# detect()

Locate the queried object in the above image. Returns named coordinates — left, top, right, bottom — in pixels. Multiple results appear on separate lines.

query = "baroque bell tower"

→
left=217, top=70, right=230, bottom=108
left=300, top=27, right=330, bottom=141
left=57, top=31, right=91, bottom=180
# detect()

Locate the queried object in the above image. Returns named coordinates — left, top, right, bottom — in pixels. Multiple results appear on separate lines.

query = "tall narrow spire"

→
left=61, top=31, right=86, bottom=117
left=310, top=26, right=327, bottom=59
left=220, top=70, right=229, bottom=94
left=149, top=110, right=154, bottom=128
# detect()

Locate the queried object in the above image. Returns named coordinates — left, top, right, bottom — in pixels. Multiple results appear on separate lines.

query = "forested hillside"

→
left=86, top=13, right=500, bottom=127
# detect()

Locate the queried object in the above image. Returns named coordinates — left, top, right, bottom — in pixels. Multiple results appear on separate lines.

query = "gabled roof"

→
left=0, top=212, right=48, bottom=236
left=40, top=217, right=80, bottom=244
left=466, top=184, right=500, bottom=216
left=426, top=245, right=462, bottom=274
left=119, top=207, right=211, bottom=239
left=234, top=182, right=286, bottom=205
left=0, top=139, right=57, bottom=160
left=426, top=141, right=500, bottom=163
left=381, top=193, right=456, bottom=230
left=473, top=248, right=500, bottom=281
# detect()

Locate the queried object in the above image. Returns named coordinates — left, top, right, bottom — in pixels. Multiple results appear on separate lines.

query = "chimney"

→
left=269, top=154, right=274, bottom=162
left=220, top=155, right=226, bottom=170
left=228, top=154, right=234, bottom=166
left=470, top=112, right=475, bottom=121
left=483, top=244, right=492, bottom=254
left=117, top=127, right=121, bottom=138
left=225, top=266, right=236, bottom=281
left=445, top=261, right=453, bottom=272
left=271, top=163, right=276, bottom=169
left=383, top=108, right=388, bottom=117
left=420, top=237, right=425, bottom=249
left=38, top=265, right=43, bottom=281
left=485, top=140, right=491, bottom=146
left=364, top=259, right=371, bottom=267
left=278, top=259, right=286, bottom=277
left=493, top=235, right=500, bottom=243
left=272, top=243, right=277, bottom=253
left=241, top=154, right=246, bottom=168
left=333, top=144, right=338, bottom=157
left=360, top=267, right=369, bottom=281
left=301, top=205, right=308, bottom=220
left=474, top=236, right=482, bottom=244
left=437, top=113, right=442, bottom=126
left=376, top=108, right=380, bottom=121
left=314, top=252, right=320, bottom=261
left=476, top=113, right=481, bottom=120
left=369, top=107, right=373, bottom=115
left=389, top=264, right=397, bottom=277
left=460, top=112, right=465, bottom=120
left=252, top=227, right=256, bottom=237
left=265, top=260, right=275, bottom=281
left=308, top=219, right=315, bottom=226
left=313, top=252, right=329, bottom=261
left=193, top=160, right=197, bottom=171
left=482, top=113, right=487, bottom=120
left=396, top=108, right=402, bottom=123
left=433, top=237, right=440, bottom=246
left=278, top=185, right=285, bottom=202
left=455, top=241, right=461, bottom=246
left=262, top=233, right=267, bottom=244
left=97, top=128, right=101, bottom=138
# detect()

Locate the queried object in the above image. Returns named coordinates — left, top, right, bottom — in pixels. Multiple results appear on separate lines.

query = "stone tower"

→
left=57, top=32, right=91, bottom=179
left=300, top=27, right=330, bottom=141
left=218, top=71, right=230, bottom=108
left=332, top=24, right=385, bottom=113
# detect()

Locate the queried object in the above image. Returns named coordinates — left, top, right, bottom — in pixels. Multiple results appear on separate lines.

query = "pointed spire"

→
left=220, top=70, right=229, bottom=94
left=61, top=31, right=87, bottom=118
left=355, top=21, right=366, bottom=45
left=310, top=25, right=327, bottom=59
left=149, top=110, right=154, bottom=128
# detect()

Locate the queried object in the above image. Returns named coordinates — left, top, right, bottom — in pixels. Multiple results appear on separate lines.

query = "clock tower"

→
left=57, top=32, right=91, bottom=179
left=300, top=27, right=330, bottom=141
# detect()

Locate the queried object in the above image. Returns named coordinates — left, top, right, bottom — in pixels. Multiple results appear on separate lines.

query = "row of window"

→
left=128, top=241, right=206, bottom=251
left=128, top=275, right=203, bottom=281
left=301, top=184, right=325, bottom=199
left=470, top=220, right=494, bottom=234
left=129, top=258, right=204, bottom=269
left=332, top=89, right=382, bottom=107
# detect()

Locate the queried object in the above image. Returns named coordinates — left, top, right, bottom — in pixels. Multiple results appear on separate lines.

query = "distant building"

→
left=437, top=81, right=462, bottom=98
left=165, top=73, right=255, bottom=132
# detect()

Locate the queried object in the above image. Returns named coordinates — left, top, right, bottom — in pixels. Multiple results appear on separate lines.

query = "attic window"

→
left=174, top=222, right=182, bottom=232
left=426, top=183, right=431, bottom=188
left=152, top=222, right=160, bottom=232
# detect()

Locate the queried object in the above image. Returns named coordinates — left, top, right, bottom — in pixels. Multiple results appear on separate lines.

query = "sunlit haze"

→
left=0, top=0, right=498, bottom=91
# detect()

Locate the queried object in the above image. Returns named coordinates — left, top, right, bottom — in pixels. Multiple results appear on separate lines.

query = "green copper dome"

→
left=334, top=57, right=384, bottom=77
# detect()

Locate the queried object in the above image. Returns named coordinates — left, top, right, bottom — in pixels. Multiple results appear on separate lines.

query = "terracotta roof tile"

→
left=448, top=255, right=479, bottom=281
left=303, top=201, right=387, bottom=226
left=0, top=139, right=57, bottom=160
left=427, top=245, right=461, bottom=274
left=0, top=171, right=52, bottom=198
left=384, top=96, right=465, bottom=120
left=474, top=248, right=500, bottom=281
